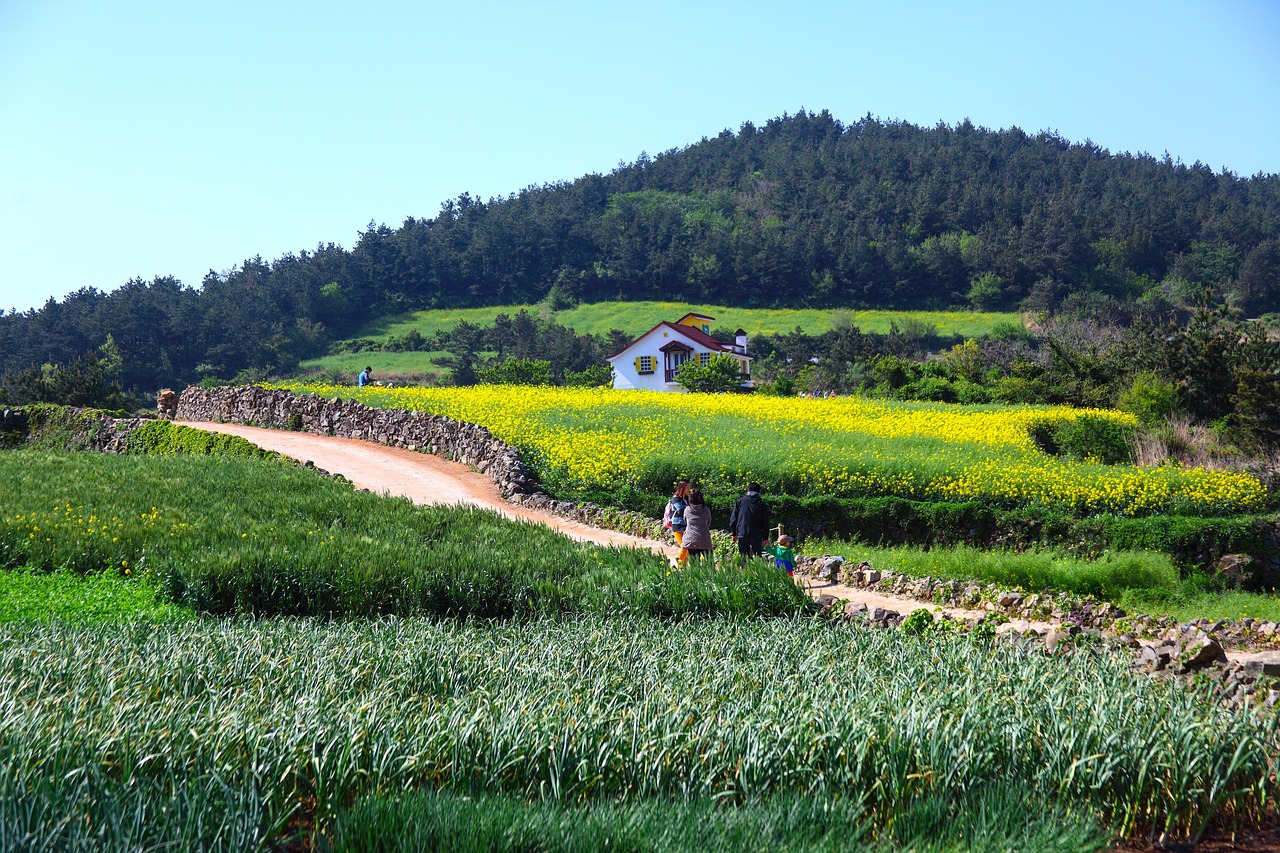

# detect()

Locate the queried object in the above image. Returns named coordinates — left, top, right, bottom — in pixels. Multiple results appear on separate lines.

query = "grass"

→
left=356, top=301, right=1024, bottom=341
left=802, top=539, right=1280, bottom=623
left=1118, top=579, right=1280, bottom=625
left=0, top=616, right=1270, bottom=850
left=331, top=787, right=1105, bottom=853
left=295, top=349, right=453, bottom=385
left=804, top=540, right=1182, bottom=598
left=0, top=450, right=805, bottom=620
left=0, top=568, right=190, bottom=622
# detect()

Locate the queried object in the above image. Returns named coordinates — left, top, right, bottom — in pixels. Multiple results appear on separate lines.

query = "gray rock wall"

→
left=170, top=385, right=538, bottom=498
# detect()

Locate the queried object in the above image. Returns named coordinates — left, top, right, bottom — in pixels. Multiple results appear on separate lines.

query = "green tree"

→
left=675, top=354, right=745, bottom=393
left=966, top=272, right=1005, bottom=311
left=476, top=358, right=554, bottom=386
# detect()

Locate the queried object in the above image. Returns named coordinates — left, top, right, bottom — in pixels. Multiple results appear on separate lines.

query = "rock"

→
left=996, top=592, right=1024, bottom=609
left=1138, top=645, right=1172, bottom=671
left=812, top=594, right=838, bottom=614
left=1044, top=630, right=1074, bottom=654
left=1215, top=553, right=1256, bottom=586
left=1178, top=631, right=1227, bottom=671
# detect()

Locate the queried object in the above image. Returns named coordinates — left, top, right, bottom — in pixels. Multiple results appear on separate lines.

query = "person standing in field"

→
left=662, top=480, right=692, bottom=563
left=763, top=533, right=796, bottom=576
left=680, top=488, right=713, bottom=562
left=730, top=481, right=770, bottom=559
left=358, top=366, right=373, bottom=388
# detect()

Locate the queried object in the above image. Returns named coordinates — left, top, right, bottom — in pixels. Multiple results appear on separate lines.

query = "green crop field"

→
left=1, top=615, right=1273, bottom=850
left=3, top=421, right=1278, bottom=849
left=0, top=450, right=801, bottom=620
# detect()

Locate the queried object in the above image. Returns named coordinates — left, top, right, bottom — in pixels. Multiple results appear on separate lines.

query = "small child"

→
left=763, top=534, right=796, bottom=576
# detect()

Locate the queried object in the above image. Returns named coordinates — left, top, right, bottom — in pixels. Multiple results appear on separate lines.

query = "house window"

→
left=699, top=352, right=711, bottom=365
left=635, top=355, right=655, bottom=375
left=702, top=324, right=710, bottom=333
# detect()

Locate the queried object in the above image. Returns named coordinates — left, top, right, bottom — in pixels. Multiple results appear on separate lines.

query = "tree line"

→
left=3, top=109, right=1279, bottom=399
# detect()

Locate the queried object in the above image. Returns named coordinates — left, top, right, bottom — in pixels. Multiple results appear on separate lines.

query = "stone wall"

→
left=3, top=405, right=151, bottom=454
left=170, top=385, right=539, bottom=499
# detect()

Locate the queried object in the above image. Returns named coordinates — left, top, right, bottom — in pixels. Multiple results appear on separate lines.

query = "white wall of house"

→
left=608, top=325, right=750, bottom=391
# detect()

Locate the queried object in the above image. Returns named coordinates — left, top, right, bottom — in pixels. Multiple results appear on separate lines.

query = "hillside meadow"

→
left=355, top=301, right=1022, bottom=342
left=297, top=304, right=1021, bottom=384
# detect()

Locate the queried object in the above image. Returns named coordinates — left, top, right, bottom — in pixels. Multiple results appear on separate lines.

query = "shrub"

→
left=1118, top=372, right=1180, bottom=426
left=1028, top=415, right=1134, bottom=465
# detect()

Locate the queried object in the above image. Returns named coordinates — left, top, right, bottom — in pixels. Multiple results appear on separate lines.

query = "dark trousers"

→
left=737, top=538, right=762, bottom=559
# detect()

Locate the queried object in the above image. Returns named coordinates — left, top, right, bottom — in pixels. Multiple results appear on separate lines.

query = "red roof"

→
left=607, top=321, right=736, bottom=360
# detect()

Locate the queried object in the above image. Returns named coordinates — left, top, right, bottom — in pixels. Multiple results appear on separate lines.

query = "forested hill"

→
left=4, top=109, right=1280, bottom=391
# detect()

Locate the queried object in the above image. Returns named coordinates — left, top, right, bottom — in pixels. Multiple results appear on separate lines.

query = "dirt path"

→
left=176, top=421, right=1280, bottom=667
left=176, top=421, right=679, bottom=560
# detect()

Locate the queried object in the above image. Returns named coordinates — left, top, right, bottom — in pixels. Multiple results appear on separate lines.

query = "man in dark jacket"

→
left=729, top=482, right=770, bottom=559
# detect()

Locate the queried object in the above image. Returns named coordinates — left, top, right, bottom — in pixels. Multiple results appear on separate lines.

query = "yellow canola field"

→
left=286, top=384, right=1266, bottom=516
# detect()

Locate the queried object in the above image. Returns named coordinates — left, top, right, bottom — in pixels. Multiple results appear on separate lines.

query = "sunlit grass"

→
left=801, top=539, right=1280, bottom=623
left=356, top=301, right=1022, bottom=341
left=0, top=568, right=191, bottom=622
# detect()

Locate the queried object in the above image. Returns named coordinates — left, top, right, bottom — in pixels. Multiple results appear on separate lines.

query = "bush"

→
left=1118, top=372, right=1180, bottom=426
left=1028, top=415, right=1134, bottom=465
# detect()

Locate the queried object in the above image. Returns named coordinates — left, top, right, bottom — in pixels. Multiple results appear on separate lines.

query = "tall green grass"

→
left=805, top=541, right=1180, bottom=598
left=331, top=788, right=1105, bottom=853
left=804, top=540, right=1280, bottom=623
left=0, top=451, right=804, bottom=619
left=0, top=617, right=1269, bottom=849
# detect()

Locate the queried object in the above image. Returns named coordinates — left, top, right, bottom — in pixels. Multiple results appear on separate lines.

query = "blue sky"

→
left=1, top=0, right=1278, bottom=314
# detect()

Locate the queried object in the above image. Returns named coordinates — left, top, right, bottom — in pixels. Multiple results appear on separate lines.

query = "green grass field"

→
left=803, top=540, right=1280, bottom=624
left=295, top=348, right=453, bottom=384
left=357, top=301, right=1024, bottom=342
left=297, top=303, right=1021, bottom=384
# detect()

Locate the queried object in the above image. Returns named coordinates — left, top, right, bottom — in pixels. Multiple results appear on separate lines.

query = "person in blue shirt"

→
left=357, top=366, right=372, bottom=388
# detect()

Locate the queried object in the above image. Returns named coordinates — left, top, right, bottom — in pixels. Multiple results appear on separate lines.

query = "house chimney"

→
left=735, top=328, right=747, bottom=353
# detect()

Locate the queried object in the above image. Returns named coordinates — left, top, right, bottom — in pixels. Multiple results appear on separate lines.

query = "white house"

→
left=607, top=312, right=751, bottom=391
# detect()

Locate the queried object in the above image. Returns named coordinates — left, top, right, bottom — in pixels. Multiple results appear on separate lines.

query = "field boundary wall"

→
left=167, top=385, right=539, bottom=499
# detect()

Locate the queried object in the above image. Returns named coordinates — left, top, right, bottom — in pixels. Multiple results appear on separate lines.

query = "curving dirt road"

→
left=171, top=421, right=1033, bottom=620
left=173, top=421, right=1280, bottom=668
left=177, top=421, right=681, bottom=560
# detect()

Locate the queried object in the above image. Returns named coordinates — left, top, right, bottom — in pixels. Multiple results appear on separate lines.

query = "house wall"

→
left=609, top=327, right=707, bottom=391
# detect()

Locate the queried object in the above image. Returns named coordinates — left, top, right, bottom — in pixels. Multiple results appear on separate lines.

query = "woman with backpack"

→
left=662, top=480, right=692, bottom=563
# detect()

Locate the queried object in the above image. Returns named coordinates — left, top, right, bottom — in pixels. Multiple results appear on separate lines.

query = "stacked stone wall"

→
left=170, top=385, right=538, bottom=498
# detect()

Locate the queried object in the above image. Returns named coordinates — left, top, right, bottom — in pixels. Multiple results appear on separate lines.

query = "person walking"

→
left=729, top=481, right=770, bottom=560
left=680, top=488, right=713, bottom=562
left=662, top=480, right=692, bottom=563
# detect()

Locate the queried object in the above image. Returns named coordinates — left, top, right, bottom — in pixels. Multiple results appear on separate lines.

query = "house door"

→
left=665, top=350, right=690, bottom=382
